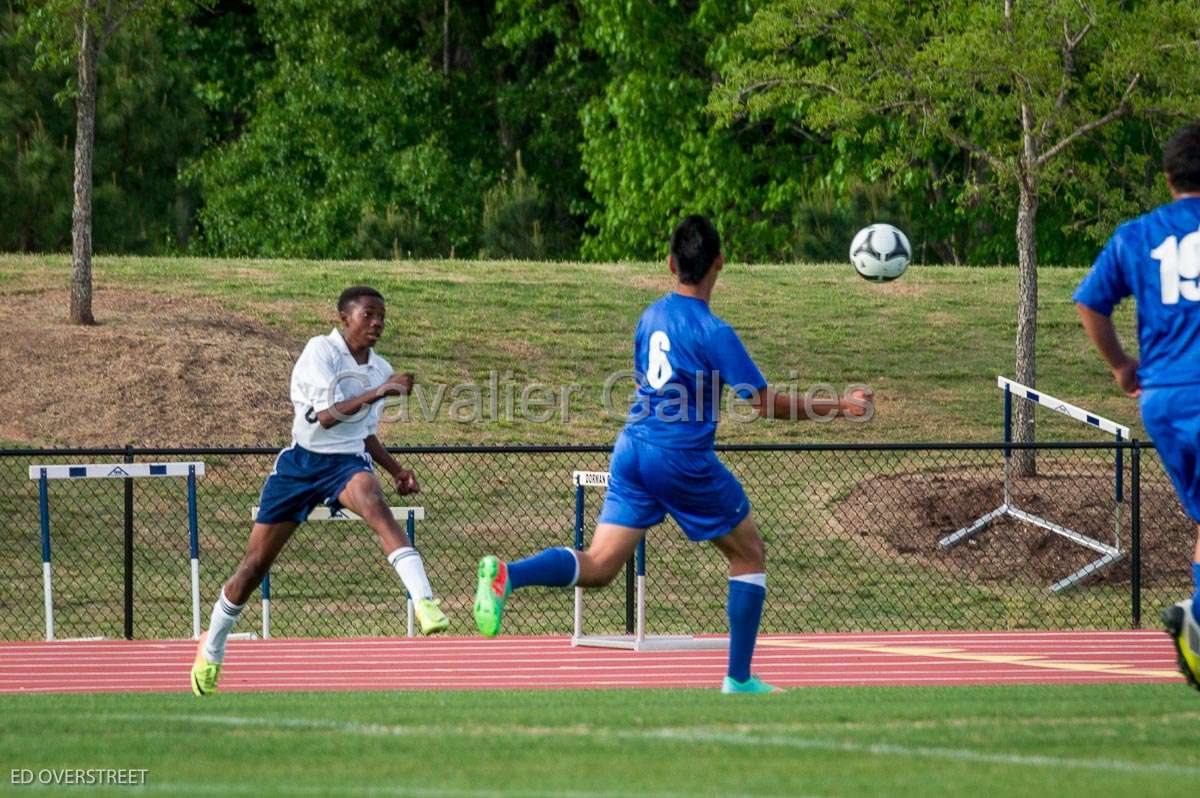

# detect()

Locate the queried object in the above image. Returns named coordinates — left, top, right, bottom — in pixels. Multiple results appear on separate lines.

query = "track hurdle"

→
left=938, top=377, right=1130, bottom=592
left=29, top=461, right=205, bottom=641
left=248, top=505, right=424, bottom=638
left=571, top=471, right=726, bottom=651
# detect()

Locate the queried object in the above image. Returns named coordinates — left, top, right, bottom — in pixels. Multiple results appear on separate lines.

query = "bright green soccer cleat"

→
left=721, top=675, right=782, bottom=695
left=474, top=555, right=510, bottom=637
left=1162, top=599, right=1200, bottom=692
left=414, top=598, right=449, bottom=635
left=190, top=633, right=222, bottom=696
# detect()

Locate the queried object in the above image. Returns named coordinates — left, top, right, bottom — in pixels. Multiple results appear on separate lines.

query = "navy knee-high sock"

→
left=727, top=578, right=766, bottom=682
left=508, top=547, right=579, bottom=590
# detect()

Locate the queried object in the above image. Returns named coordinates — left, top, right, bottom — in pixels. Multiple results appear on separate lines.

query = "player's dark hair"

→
left=670, top=215, right=722, bottom=285
left=337, top=285, right=384, bottom=313
left=1163, top=122, right=1200, bottom=193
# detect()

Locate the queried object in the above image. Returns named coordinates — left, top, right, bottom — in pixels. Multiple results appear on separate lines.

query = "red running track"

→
left=0, top=631, right=1182, bottom=694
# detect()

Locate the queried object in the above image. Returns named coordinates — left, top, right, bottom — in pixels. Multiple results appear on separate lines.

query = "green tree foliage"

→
left=712, top=0, right=1200, bottom=471
left=712, top=0, right=1200, bottom=265
left=488, top=0, right=608, bottom=257
left=481, top=151, right=563, bottom=260
left=192, top=0, right=599, bottom=260
left=5, top=0, right=1200, bottom=270
left=182, top=0, right=271, bottom=147
left=189, top=0, right=481, bottom=258
left=577, top=0, right=820, bottom=263
left=1, top=0, right=203, bottom=253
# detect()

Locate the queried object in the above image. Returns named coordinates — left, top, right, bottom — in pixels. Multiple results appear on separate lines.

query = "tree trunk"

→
left=70, top=0, right=100, bottom=326
left=1013, top=173, right=1039, bottom=476
left=442, top=0, right=450, bottom=76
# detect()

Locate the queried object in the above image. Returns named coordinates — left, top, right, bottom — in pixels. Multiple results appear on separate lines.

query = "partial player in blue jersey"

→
left=472, top=215, right=873, bottom=694
left=1075, top=122, right=1200, bottom=691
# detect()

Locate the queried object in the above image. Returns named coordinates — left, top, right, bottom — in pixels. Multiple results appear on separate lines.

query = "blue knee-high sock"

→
left=1191, top=563, right=1200, bottom=624
left=508, top=547, right=579, bottom=590
left=727, top=578, right=766, bottom=683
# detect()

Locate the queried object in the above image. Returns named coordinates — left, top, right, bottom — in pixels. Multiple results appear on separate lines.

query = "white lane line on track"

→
left=4, top=656, right=1180, bottom=674
left=0, top=657, right=1178, bottom=676
left=43, top=780, right=813, bottom=798
left=0, top=651, right=1174, bottom=668
left=0, top=643, right=1175, bottom=660
left=0, top=671, right=1176, bottom=693
left=61, top=712, right=1200, bottom=778
left=0, top=631, right=1168, bottom=649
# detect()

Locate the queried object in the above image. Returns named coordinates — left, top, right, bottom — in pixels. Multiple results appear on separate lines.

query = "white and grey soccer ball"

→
left=850, top=223, right=911, bottom=282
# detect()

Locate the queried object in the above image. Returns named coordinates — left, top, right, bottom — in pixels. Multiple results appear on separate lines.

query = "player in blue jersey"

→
left=472, top=215, right=873, bottom=694
left=1075, top=122, right=1200, bottom=691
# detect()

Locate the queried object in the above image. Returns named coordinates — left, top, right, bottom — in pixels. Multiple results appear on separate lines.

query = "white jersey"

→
left=289, top=329, right=394, bottom=454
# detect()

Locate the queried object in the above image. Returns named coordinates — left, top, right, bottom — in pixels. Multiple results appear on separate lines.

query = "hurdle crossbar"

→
left=995, top=377, right=1130, bottom=438
left=249, top=506, right=423, bottom=638
left=30, top=462, right=206, bottom=641
left=571, top=471, right=727, bottom=652
left=938, top=377, right=1129, bottom=592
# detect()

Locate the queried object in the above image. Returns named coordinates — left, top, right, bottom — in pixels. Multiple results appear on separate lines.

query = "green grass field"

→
left=2, top=685, right=1195, bottom=797
left=0, top=254, right=1143, bottom=445
left=0, top=255, right=1182, bottom=641
left=0, top=258, right=1193, bottom=797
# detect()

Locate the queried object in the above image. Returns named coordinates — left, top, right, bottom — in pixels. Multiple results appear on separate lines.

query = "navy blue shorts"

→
left=598, top=432, right=751, bottom=541
left=1141, top=386, right=1200, bottom=522
left=255, top=445, right=374, bottom=524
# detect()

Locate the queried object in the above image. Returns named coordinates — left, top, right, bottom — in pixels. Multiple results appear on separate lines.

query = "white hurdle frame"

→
left=937, top=377, right=1131, bottom=592
left=30, top=462, right=206, bottom=641
left=571, top=471, right=726, bottom=651
left=249, top=505, right=424, bottom=638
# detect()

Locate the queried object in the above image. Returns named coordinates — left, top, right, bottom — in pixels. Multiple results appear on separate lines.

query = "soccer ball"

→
left=850, top=224, right=911, bottom=282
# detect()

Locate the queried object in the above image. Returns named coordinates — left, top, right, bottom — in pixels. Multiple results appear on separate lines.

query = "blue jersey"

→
left=623, top=292, right=767, bottom=449
left=1074, top=197, right=1200, bottom=388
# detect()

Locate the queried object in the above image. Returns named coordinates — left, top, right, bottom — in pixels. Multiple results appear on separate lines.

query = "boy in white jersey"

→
left=190, top=286, right=447, bottom=695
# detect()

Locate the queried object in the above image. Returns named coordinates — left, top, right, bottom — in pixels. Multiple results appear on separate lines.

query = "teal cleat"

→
left=721, top=674, right=782, bottom=694
left=474, top=555, right=511, bottom=637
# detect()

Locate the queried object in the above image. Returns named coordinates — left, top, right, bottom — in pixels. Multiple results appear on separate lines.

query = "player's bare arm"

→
left=315, top=371, right=413, bottom=429
left=365, top=434, right=419, bottom=495
left=1075, top=303, right=1140, bottom=397
left=751, top=385, right=874, bottom=420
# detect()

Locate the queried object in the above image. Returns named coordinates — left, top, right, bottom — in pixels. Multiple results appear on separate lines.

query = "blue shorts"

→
left=255, top=445, right=375, bottom=524
left=598, top=432, right=751, bottom=541
left=1141, top=385, right=1200, bottom=521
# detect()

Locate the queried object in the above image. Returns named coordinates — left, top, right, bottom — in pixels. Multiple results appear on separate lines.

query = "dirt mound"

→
left=0, top=288, right=299, bottom=446
left=838, top=465, right=1194, bottom=586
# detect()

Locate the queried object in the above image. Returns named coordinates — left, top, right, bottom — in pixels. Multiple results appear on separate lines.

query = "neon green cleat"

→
left=1162, top=600, right=1200, bottom=692
left=190, top=633, right=222, bottom=696
left=721, top=675, right=782, bottom=695
left=414, top=598, right=449, bottom=635
left=474, top=555, right=510, bottom=637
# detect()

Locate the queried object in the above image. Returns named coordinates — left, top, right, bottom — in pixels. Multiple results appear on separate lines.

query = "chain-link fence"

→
left=0, top=442, right=1193, bottom=641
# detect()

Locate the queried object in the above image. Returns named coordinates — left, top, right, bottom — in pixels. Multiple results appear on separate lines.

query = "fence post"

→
left=634, top=538, right=646, bottom=640
left=123, top=444, right=135, bottom=640
left=625, top=553, right=635, bottom=634
left=406, top=509, right=416, bottom=638
left=188, top=465, right=200, bottom=639
left=1130, top=440, right=1142, bottom=629
left=39, top=468, right=54, bottom=641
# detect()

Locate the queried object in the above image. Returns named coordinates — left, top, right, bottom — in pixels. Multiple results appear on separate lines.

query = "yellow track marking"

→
left=758, top=639, right=1179, bottom=679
